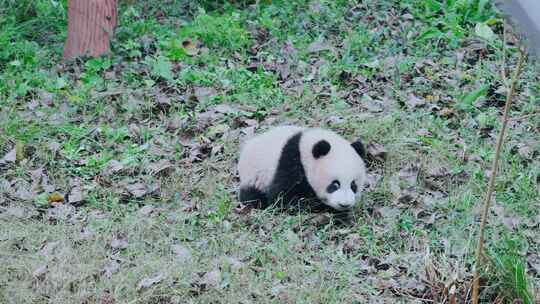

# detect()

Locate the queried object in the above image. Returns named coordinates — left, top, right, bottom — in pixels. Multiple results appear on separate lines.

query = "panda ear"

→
left=351, top=139, right=366, bottom=159
left=312, top=140, right=331, bottom=159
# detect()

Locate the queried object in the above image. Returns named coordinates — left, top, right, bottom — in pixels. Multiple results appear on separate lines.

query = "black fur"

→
left=312, top=140, right=331, bottom=159
left=351, top=139, right=366, bottom=160
left=267, top=132, right=318, bottom=207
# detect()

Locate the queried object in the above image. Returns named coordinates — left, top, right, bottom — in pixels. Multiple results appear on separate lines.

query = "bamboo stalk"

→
left=471, top=48, right=526, bottom=304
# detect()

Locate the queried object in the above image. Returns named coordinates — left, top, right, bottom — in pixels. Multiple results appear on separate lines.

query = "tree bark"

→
left=62, top=0, right=117, bottom=61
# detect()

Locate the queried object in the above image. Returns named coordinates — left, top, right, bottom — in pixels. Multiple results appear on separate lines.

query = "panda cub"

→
left=238, top=125, right=367, bottom=212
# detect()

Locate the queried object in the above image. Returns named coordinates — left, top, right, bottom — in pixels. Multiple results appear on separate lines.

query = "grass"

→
left=486, top=236, right=535, bottom=303
left=0, top=0, right=539, bottom=302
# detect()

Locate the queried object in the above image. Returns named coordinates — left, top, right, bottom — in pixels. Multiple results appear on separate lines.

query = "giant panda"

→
left=237, top=125, right=367, bottom=212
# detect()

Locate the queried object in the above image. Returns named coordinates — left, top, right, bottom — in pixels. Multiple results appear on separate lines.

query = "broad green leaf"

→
left=56, top=77, right=68, bottom=89
left=458, top=84, right=488, bottom=111
left=477, top=0, right=489, bottom=18
left=475, top=23, right=496, bottom=42
left=416, top=28, right=443, bottom=43
left=151, top=56, right=174, bottom=81
left=363, top=59, right=380, bottom=69
left=167, top=38, right=187, bottom=61
left=425, top=0, right=441, bottom=12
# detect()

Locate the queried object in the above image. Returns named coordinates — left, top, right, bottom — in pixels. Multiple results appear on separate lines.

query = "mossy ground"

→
left=1, top=1, right=539, bottom=303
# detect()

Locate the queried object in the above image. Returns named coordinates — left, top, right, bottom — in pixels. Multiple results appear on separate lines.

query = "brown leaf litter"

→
left=137, top=273, right=164, bottom=291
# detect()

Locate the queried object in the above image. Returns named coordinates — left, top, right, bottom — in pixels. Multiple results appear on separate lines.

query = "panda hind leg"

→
left=239, top=186, right=268, bottom=209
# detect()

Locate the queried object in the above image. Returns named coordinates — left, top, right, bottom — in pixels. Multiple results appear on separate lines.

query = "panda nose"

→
left=338, top=203, right=350, bottom=209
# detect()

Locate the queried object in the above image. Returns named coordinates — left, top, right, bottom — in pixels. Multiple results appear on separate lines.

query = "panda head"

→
left=300, top=129, right=367, bottom=211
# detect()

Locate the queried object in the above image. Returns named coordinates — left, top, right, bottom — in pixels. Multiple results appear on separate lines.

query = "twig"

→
left=449, top=284, right=457, bottom=304
left=501, top=22, right=507, bottom=84
left=471, top=48, right=527, bottom=304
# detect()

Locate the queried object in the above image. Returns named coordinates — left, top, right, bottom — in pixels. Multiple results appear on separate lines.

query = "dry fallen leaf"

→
left=193, top=110, right=221, bottom=131
left=199, top=270, right=221, bottom=289
left=68, top=184, right=83, bottom=204
left=406, top=94, right=426, bottom=109
left=165, top=115, right=188, bottom=131
left=47, top=193, right=65, bottom=203
left=366, top=141, right=387, bottom=164
left=99, top=290, right=115, bottom=304
left=375, top=206, right=402, bottom=222
left=155, top=94, right=171, bottom=107
left=30, top=167, right=55, bottom=194
left=104, top=259, right=121, bottom=278
left=517, top=144, right=534, bottom=159
left=360, top=94, right=385, bottom=113
left=81, top=225, right=93, bottom=240
left=398, top=163, right=419, bottom=185
left=0, top=204, right=38, bottom=219
left=14, top=181, right=34, bottom=201
left=137, top=273, right=164, bottom=291
left=126, top=183, right=147, bottom=198
left=500, top=216, right=520, bottom=231
left=270, top=284, right=290, bottom=302
left=89, top=210, right=108, bottom=221
left=30, top=167, right=44, bottom=190
left=527, top=254, right=540, bottom=275
left=32, top=265, right=47, bottom=280
left=309, top=213, right=333, bottom=226
left=46, top=203, right=75, bottom=222
left=438, top=107, right=455, bottom=117
left=427, top=165, right=449, bottom=178
left=416, top=129, right=433, bottom=137
left=171, top=244, right=192, bottom=262
left=240, top=126, right=256, bottom=141
left=234, top=205, right=255, bottom=217
left=110, top=235, right=129, bottom=250
left=104, top=160, right=125, bottom=175
left=342, top=233, right=363, bottom=254
left=414, top=208, right=436, bottom=225
left=0, top=179, right=13, bottom=193
left=207, top=124, right=230, bottom=140
left=307, top=38, right=334, bottom=53
left=212, top=104, right=241, bottom=115
left=181, top=200, right=197, bottom=212
left=182, top=39, right=199, bottom=56
left=224, top=256, right=245, bottom=272
left=148, top=159, right=172, bottom=176
left=397, top=186, right=418, bottom=204
left=0, top=147, right=16, bottom=164
left=194, top=87, right=217, bottom=102
left=138, top=205, right=155, bottom=217
left=39, top=241, right=60, bottom=256
left=185, top=142, right=212, bottom=163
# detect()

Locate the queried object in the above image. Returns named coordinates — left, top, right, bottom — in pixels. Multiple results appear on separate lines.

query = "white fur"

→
left=238, top=125, right=304, bottom=191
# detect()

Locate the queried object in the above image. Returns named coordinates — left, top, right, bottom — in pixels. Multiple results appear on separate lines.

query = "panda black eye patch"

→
left=351, top=181, right=358, bottom=193
left=326, top=180, right=340, bottom=193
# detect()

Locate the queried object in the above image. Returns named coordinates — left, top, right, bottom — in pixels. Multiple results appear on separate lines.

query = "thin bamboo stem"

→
left=471, top=48, right=526, bottom=304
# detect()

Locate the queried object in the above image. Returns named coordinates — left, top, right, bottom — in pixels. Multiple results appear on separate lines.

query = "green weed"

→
left=175, top=11, right=251, bottom=53
left=486, top=236, right=535, bottom=303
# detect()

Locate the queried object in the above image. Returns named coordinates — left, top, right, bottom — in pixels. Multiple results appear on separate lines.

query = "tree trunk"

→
left=62, top=0, right=117, bottom=61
